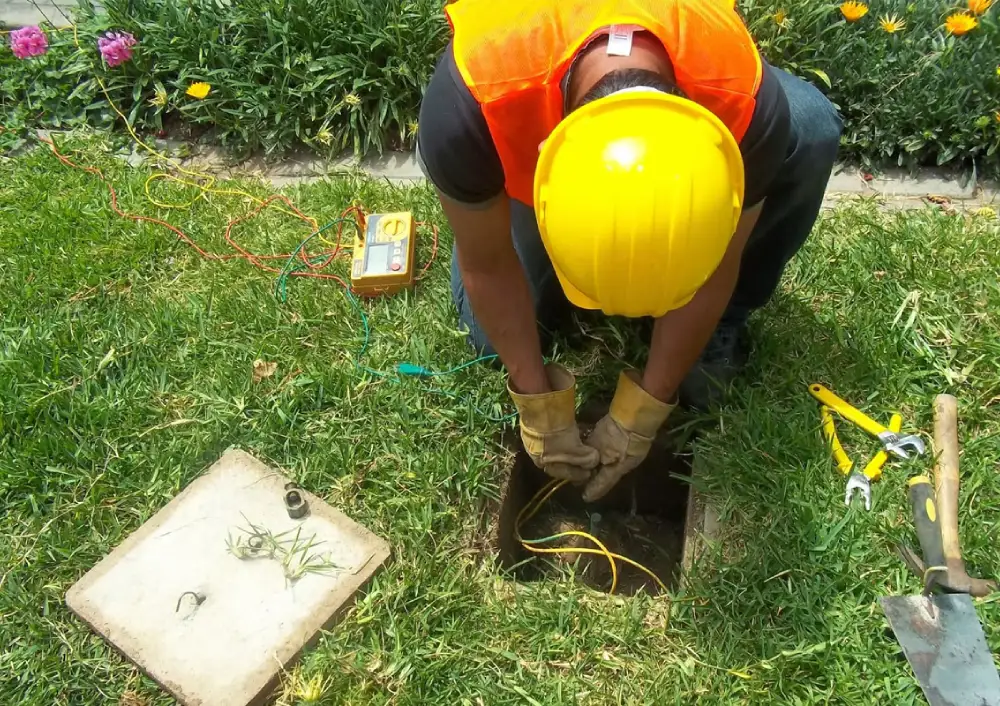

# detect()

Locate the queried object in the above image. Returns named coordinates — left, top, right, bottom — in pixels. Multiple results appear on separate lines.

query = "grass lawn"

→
left=2, top=134, right=1000, bottom=705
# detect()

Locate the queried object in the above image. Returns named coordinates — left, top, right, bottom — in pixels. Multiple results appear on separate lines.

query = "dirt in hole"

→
left=492, top=406, right=692, bottom=596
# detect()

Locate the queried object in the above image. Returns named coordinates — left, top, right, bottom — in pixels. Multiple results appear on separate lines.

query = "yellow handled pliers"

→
left=809, top=383, right=925, bottom=458
left=820, top=404, right=903, bottom=482
left=819, top=404, right=902, bottom=510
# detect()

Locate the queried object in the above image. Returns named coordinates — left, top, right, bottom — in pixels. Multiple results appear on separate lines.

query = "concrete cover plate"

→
left=66, top=448, right=390, bottom=706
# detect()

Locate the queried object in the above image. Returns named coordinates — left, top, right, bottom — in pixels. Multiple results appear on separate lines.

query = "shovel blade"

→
left=880, top=593, right=1000, bottom=706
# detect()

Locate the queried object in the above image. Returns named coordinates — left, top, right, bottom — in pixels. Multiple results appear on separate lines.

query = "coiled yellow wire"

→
left=515, top=478, right=667, bottom=595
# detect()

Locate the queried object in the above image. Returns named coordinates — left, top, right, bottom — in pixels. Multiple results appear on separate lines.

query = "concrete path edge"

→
left=27, top=129, right=1000, bottom=210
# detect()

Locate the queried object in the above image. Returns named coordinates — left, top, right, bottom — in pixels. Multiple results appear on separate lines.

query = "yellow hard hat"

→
left=533, top=90, right=745, bottom=319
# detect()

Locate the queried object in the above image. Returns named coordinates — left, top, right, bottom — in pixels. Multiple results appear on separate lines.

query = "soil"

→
left=490, top=405, right=692, bottom=596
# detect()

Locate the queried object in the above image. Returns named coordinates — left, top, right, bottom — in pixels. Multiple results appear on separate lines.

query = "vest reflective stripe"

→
left=445, top=0, right=762, bottom=204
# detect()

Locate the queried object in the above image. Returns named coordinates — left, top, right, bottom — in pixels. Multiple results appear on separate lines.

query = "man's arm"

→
left=438, top=192, right=550, bottom=395
left=636, top=63, right=791, bottom=402
left=639, top=203, right=763, bottom=403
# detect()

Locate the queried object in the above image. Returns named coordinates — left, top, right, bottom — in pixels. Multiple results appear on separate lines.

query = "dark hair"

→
left=574, top=67, right=685, bottom=111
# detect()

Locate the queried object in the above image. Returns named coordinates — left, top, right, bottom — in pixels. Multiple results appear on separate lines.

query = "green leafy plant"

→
left=1, top=4, right=162, bottom=151
left=2, top=0, right=998, bottom=174
left=1, top=15, right=104, bottom=151
left=101, top=0, right=448, bottom=155
left=741, top=0, right=1000, bottom=172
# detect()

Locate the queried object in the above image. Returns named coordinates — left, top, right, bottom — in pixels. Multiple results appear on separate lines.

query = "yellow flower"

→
left=773, top=9, right=789, bottom=26
left=185, top=82, right=211, bottom=100
left=879, top=14, right=906, bottom=32
left=840, top=1, right=869, bottom=21
left=149, top=85, right=168, bottom=108
left=968, top=0, right=992, bottom=14
left=314, top=126, right=333, bottom=146
left=944, top=12, right=978, bottom=34
left=406, top=120, right=419, bottom=138
left=293, top=674, right=329, bottom=703
left=344, top=92, right=361, bottom=106
left=995, top=110, right=1000, bottom=123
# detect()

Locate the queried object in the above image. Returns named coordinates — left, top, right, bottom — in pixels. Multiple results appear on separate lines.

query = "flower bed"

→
left=1, top=0, right=447, bottom=155
left=743, top=0, right=999, bottom=173
left=2, top=0, right=998, bottom=175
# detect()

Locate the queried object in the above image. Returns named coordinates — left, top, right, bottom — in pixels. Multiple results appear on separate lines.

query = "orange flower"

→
left=840, top=0, right=869, bottom=21
left=968, top=0, right=992, bottom=14
left=944, top=12, right=978, bottom=34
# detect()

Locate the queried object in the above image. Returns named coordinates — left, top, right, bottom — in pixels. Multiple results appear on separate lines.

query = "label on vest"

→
left=606, top=24, right=635, bottom=56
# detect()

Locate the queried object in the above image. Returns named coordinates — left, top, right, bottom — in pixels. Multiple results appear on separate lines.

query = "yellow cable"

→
left=517, top=478, right=566, bottom=526
left=515, top=478, right=667, bottom=595
left=516, top=479, right=619, bottom=592
left=68, top=24, right=316, bottom=229
left=531, top=542, right=667, bottom=592
left=520, top=528, right=620, bottom=595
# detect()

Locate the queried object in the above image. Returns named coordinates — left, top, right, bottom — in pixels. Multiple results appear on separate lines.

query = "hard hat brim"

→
left=551, top=262, right=601, bottom=312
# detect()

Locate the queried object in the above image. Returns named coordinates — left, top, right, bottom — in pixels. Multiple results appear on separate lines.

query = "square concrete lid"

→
left=66, top=448, right=390, bottom=706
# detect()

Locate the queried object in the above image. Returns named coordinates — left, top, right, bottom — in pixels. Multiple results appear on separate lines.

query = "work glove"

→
left=508, top=363, right=600, bottom=482
left=583, top=369, right=676, bottom=502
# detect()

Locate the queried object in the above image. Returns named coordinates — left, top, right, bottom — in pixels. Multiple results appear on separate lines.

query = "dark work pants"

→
left=450, top=67, right=844, bottom=355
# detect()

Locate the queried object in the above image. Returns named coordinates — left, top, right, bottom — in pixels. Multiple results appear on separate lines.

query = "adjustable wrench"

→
left=809, top=384, right=925, bottom=459
left=820, top=404, right=902, bottom=511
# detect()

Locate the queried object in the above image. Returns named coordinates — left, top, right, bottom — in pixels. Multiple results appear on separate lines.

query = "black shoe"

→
left=678, top=322, right=751, bottom=411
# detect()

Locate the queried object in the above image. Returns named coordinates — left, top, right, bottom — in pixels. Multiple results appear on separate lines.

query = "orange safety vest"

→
left=445, top=0, right=763, bottom=206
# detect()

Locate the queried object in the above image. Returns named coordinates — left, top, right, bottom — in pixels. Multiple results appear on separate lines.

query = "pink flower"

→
left=97, top=30, right=137, bottom=67
left=9, top=25, right=48, bottom=59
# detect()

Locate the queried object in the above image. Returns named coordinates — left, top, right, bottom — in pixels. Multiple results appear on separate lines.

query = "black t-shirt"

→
left=417, top=39, right=791, bottom=209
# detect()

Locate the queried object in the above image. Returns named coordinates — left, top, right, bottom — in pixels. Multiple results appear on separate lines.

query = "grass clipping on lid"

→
left=226, top=516, right=342, bottom=584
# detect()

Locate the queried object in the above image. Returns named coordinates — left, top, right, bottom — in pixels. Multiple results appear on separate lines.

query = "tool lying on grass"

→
left=819, top=404, right=902, bottom=510
left=880, top=394, right=1000, bottom=706
left=809, top=384, right=926, bottom=459
left=350, top=211, right=418, bottom=297
left=896, top=394, right=997, bottom=596
left=811, top=383, right=921, bottom=510
left=881, top=591, right=1000, bottom=706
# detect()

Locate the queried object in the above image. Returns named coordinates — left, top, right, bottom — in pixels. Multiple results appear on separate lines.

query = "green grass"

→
left=2, top=134, right=1000, bottom=705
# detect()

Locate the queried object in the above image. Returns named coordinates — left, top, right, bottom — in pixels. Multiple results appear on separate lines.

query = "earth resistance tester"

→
left=350, top=212, right=416, bottom=297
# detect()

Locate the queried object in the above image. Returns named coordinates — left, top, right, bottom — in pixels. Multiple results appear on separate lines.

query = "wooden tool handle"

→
left=933, top=394, right=964, bottom=572
left=932, top=394, right=998, bottom=597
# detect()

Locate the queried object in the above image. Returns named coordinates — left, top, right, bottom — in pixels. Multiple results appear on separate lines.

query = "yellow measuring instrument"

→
left=351, top=212, right=416, bottom=297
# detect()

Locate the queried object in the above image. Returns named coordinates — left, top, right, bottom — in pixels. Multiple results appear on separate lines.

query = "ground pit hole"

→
left=493, top=404, right=692, bottom=596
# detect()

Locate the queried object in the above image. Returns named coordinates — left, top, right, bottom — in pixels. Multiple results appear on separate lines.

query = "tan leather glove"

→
left=508, top=364, right=600, bottom=482
left=583, top=369, right=676, bottom=502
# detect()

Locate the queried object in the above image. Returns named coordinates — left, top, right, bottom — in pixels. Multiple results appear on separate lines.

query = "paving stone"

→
left=66, top=448, right=390, bottom=706
left=827, top=166, right=978, bottom=199
left=0, top=0, right=75, bottom=27
left=27, top=130, right=999, bottom=208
